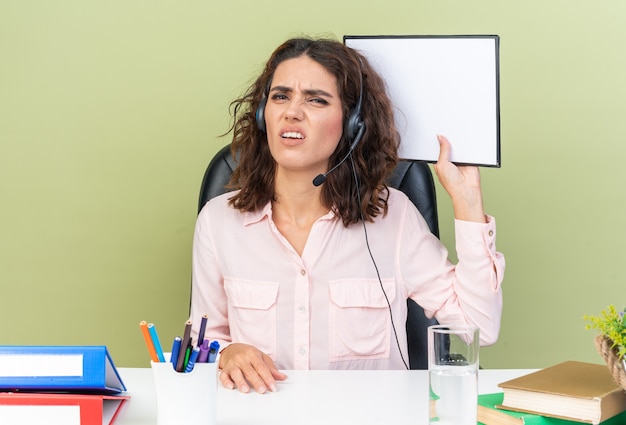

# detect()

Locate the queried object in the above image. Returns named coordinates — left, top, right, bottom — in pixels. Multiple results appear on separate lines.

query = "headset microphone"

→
left=312, top=122, right=365, bottom=187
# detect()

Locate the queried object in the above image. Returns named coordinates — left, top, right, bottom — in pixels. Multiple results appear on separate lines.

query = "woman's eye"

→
left=309, top=97, right=329, bottom=105
left=271, top=93, right=288, bottom=101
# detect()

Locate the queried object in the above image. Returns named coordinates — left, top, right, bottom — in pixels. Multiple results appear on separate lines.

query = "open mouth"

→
left=281, top=132, right=304, bottom=139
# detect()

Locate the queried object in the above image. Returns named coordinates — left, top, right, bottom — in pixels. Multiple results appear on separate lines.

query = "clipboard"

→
left=344, top=35, right=501, bottom=167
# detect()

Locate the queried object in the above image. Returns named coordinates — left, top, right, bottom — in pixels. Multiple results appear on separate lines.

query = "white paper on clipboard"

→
left=344, top=35, right=501, bottom=167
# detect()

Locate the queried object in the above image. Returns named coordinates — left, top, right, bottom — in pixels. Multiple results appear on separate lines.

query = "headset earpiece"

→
left=256, top=95, right=267, bottom=133
left=344, top=67, right=364, bottom=147
left=345, top=106, right=364, bottom=143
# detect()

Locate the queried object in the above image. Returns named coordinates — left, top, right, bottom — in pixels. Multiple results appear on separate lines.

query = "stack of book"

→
left=478, top=360, right=626, bottom=424
left=0, top=345, right=129, bottom=425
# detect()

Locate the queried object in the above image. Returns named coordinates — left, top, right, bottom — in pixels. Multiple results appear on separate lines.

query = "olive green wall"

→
left=1, top=1, right=624, bottom=368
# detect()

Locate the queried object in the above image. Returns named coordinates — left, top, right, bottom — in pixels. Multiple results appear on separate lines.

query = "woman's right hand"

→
left=218, top=343, right=288, bottom=394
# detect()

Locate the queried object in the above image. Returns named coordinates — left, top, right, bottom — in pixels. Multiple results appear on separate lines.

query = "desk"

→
left=115, top=368, right=535, bottom=425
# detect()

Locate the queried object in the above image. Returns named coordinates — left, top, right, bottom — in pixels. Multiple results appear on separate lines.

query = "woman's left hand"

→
left=433, top=135, right=486, bottom=223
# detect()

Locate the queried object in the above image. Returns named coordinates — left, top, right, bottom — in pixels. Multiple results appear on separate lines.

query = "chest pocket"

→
left=328, top=278, right=396, bottom=362
left=224, top=278, right=279, bottom=358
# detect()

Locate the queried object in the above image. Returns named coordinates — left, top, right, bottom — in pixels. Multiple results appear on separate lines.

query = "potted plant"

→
left=584, top=305, right=626, bottom=390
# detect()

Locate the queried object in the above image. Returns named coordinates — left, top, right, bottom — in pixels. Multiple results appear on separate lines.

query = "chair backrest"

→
left=197, top=144, right=440, bottom=369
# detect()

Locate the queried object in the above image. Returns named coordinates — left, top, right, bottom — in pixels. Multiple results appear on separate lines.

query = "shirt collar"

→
left=242, top=201, right=337, bottom=227
left=243, top=202, right=273, bottom=226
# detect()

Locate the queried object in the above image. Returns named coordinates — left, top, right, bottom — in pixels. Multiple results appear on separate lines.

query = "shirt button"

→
left=300, top=269, right=306, bottom=276
left=488, top=230, right=494, bottom=237
left=298, top=347, right=306, bottom=356
left=298, top=306, right=305, bottom=313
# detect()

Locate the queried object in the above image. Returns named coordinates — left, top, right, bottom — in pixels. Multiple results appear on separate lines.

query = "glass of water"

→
left=428, top=324, right=479, bottom=425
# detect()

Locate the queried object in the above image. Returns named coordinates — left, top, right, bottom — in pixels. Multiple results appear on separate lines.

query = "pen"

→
left=183, top=343, right=192, bottom=370
left=184, top=346, right=201, bottom=373
left=147, top=323, right=165, bottom=362
left=197, top=314, right=208, bottom=348
left=139, top=321, right=159, bottom=362
left=208, top=340, right=220, bottom=364
left=170, top=336, right=182, bottom=370
left=197, top=339, right=210, bottom=363
left=175, top=320, right=192, bottom=372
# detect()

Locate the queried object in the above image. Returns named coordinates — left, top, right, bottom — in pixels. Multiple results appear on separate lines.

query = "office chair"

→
left=197, top=144, right=440, bottom=369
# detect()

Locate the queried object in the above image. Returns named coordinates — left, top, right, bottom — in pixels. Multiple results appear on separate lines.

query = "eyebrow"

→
left=270, top=85, right=335, bottom=99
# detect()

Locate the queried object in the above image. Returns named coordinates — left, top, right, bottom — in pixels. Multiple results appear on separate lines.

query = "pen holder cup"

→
left=151, top=357, right=218, bottom=425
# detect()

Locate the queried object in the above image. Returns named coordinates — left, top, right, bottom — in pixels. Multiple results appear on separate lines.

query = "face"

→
left=264, top=56, right=344, bottom=178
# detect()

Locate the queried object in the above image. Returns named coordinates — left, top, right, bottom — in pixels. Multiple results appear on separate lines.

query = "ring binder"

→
left=0, top=345, right=126, bottom=394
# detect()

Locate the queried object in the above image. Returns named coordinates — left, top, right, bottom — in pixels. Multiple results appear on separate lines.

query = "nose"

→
left=284, top=98, right=305, bottom=121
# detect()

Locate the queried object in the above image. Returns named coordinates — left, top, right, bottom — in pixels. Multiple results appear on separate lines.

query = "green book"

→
left=478, top=393, right=626, bottom=425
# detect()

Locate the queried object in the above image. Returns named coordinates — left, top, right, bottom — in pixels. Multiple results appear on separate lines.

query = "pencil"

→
left=147, top=322, right=165, bottom=362
left=175, top=320, right=192, bottom=372
left=139, top=320, right=159, bottom=362
left=197, top=314, right=208, bottom=348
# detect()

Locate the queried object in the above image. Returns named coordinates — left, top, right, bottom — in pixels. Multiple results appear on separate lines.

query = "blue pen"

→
left=208, top=341, right=220, bottom=363
left=170, top=336, right=182, bottom=370
left=147, top=323, right=165, bottom=362
left=185, top=346, right=201, bottom=373
left=197, top=339, right=210, bottom=363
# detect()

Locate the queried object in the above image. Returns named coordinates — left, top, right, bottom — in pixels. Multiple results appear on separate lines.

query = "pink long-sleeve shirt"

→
left=190, top=187, right=504, bottom=370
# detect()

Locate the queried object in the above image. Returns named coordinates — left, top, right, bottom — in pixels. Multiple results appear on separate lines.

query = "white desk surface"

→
left=115, top=367, right=535, bottom=425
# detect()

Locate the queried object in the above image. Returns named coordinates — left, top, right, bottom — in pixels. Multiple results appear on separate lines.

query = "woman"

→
left=190, top=37, right=505, bottom=394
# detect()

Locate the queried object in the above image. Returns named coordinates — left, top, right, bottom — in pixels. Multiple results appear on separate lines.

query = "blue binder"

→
left=0, top=345, right=126, bottom=394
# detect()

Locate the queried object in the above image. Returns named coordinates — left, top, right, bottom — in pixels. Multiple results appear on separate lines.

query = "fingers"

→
left=240, top=358, right=272, bottom=394
left=249, top=352, right=288, bottom=392
left=436, top=134, right=451, bottom=165
left=221, top=366, right=249, bottom=392
left=432, top=134, right=486, bottom=222
left=218, top=343, right=286, bottom=394
left=433, top=134, right=454, bottom=183
left=268, top=357, right=288, bottom=382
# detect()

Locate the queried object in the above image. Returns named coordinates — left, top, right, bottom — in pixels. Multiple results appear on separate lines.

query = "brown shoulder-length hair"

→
left=226, top=37, right=400, bottom=226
